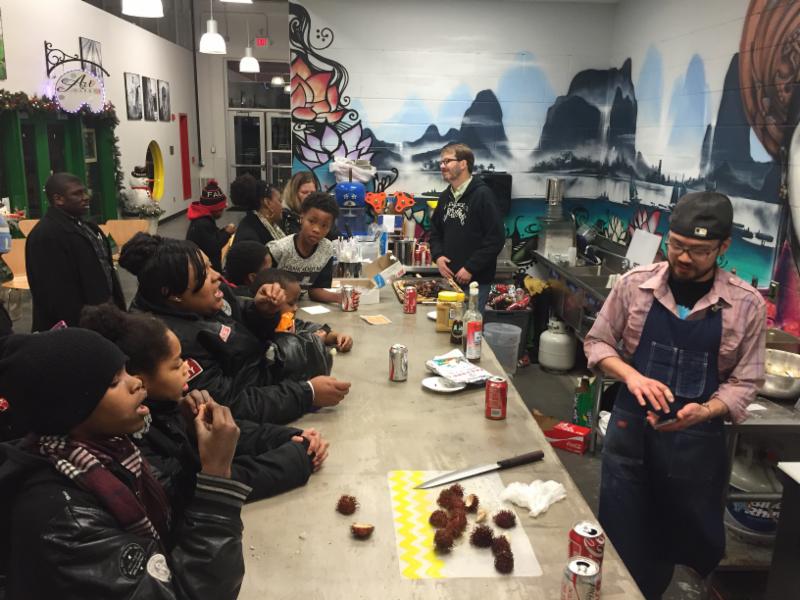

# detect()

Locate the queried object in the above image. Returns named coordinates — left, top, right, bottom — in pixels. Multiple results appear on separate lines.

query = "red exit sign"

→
left=255, top=37, right=269, bottom=47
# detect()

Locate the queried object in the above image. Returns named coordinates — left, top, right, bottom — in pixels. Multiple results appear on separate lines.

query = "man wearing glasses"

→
left=430, top=143, right=505, bottom=312
left=584, top=192, right=766, bottom=598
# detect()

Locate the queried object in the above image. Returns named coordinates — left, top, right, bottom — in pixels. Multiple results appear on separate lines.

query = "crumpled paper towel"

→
left=500, top=480, right=567, bottom=517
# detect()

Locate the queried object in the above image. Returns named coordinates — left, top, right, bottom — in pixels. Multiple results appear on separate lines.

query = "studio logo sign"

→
left=54, top=69, right=104, bottom=112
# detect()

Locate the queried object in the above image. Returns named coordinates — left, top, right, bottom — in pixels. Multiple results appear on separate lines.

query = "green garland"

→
left=0, top=89, right=124, bottom=193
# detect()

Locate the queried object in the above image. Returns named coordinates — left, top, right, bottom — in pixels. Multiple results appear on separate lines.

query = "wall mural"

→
left=289, top=0, right=799, bottom=332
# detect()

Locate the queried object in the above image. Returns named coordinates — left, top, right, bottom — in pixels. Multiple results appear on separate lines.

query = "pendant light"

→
left=270, top=75, right=286, bottom=87
left=199, top=0, right=227, bottom=55
left=239, top=21, right=259, bottom=73
left=121, top=0, right=164, bottom=18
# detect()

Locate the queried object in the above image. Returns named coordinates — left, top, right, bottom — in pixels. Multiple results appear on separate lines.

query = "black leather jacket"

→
left=131, top=286, right=314, bottom=425
left=0, top=440, right=250, bottom=600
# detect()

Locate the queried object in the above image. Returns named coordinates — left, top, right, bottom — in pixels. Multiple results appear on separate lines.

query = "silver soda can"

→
left=340, top=285, right=357, bottom=312
left=389, top=344, right=408, bottom=382
left=560, top=557, right=600, bottom=600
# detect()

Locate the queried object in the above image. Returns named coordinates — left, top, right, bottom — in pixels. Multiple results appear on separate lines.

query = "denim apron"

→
left=599, top=299, right=727, bottom=599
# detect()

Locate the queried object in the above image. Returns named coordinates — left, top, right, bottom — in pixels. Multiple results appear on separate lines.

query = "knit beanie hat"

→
left=0, top=329, right=128, bottom=435
left=200, top=179, right=227, bottom=211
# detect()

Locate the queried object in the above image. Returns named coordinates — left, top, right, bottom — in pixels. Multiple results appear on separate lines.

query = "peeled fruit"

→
left=350, top=523, right=375, bottom=539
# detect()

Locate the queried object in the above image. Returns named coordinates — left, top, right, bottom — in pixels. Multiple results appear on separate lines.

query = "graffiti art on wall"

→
left=290, top=1, right=788, bottom=298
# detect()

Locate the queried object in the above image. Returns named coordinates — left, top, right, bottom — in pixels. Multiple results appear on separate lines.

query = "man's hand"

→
left=291, top=427, right=330, bottom=471
left=436, top=256, right=453, bottom=278
left=309, top=375, right=351, bottom=407
left=624, top=370, right=674, bottom=413
left=253, top=282, right=286, bottom=316
left=194, top=402, right=240, bottom=479
left=351, top=291, right=360, bottom=310
left=454, top=267, right=472, bottom=285
left=647, top=403, right=708, bottom=431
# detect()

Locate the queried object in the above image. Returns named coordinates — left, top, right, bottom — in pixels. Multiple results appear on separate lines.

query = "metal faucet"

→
left=584, top=245, right=631, bottom=272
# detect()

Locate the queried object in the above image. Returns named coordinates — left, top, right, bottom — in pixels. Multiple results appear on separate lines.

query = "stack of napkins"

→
left=425, top=349, right=492, bottom=384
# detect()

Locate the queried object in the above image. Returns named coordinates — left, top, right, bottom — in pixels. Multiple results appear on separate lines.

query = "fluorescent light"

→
left=239, top=47, right=260, bottom=73
left=122, top=0, right=163, bottom=18
left=199, top=19, right=226, bottom=54
left=270, top=75, right=286, bottom=87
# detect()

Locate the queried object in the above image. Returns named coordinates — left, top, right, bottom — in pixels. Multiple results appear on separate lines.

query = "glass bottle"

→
left=462, top=282, right=483, bottom=362
left=449, top=295, right=464, bottom=345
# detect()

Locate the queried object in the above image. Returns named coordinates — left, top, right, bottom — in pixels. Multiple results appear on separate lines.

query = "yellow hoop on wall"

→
left=147, top=141, right=165, bottom=201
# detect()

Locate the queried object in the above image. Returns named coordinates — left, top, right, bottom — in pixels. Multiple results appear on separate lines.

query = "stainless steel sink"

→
left=766, top=328, right=800, bottom=355
left=573, top=275, right=615, bottom=296
left=563, top=264, right=617, bottom=278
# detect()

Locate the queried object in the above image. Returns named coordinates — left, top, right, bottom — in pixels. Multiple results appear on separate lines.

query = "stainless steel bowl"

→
left=759, top=348, right=800, bottom=401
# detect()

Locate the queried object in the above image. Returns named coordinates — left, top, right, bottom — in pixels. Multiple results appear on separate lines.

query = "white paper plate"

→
left=422, top=376, right=466, bottom=393
left=427, top=310, right=437, bottom=321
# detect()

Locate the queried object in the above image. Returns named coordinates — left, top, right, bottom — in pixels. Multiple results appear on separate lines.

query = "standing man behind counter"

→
left=584, top=191, right=766, bottom=599
left=430, top=143, right=505, bottom=311
left=26, top=173, right=125, bottom=331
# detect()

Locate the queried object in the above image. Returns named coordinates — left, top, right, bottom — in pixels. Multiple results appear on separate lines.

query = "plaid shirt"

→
left=584, top=261, right=766, bottom=424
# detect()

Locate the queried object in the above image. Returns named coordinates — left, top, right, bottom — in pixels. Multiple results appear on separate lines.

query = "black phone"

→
left=652, top=416, right=678, bottom=430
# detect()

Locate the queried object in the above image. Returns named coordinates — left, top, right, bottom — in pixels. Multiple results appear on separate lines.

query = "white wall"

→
left=194, top=0, right=290, bottom=194
left=1, top=0, right=200, bottom=218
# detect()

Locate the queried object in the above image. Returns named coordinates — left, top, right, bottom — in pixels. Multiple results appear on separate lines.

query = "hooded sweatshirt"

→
left=186, top=202, right=232, bottom=272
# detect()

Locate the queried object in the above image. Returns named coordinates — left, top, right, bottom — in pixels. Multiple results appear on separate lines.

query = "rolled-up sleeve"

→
left=714, top=296, right=766, bottom=424
left=584, top=278, right=629, bottom=370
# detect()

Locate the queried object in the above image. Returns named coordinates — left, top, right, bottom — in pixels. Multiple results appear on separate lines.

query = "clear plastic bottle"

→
left=462, top=282, right=483, bottom=362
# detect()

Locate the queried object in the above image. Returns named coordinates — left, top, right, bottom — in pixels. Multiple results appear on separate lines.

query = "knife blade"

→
left=414, top=450, right=545, bottom=489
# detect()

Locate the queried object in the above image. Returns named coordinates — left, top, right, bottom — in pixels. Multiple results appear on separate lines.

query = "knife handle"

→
left=497, top=450, right=545, bottom=470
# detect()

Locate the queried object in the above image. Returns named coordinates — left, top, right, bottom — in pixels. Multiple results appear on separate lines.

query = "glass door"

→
left=266, top=112, right=292, bottom=189
left=228, top=112, right=264, bottom=182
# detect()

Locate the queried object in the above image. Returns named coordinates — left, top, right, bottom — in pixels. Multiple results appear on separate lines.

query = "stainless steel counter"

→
left=404, top=259, right=520, bottom=279
left=239, top=291, right=642, bottom=599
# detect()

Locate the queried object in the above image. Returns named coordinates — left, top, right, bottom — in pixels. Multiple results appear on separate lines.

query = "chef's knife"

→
left=414, top=450, right=545, bottom=489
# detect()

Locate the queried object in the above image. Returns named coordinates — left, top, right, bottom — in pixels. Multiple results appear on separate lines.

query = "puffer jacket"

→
left=0, top=440, right=250, bottom=600
left=139, top=399, right=313, bottom=511
left=131, top=285, right=314, bottom=425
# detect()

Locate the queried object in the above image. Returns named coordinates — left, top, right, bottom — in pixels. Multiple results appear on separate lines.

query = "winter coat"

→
left=0, top=440, right=249, bottom=600
left=186, top=205, right=232, bottom=272
left=131, top=286, right=314, bottom=425
left=429, top=178, right=506, bottom=284
left=25, top=207, right=125, bottom=331
left=231, top=211, right=275, bottom=246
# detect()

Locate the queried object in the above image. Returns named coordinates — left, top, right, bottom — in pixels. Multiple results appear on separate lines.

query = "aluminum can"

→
left=485, top=376, right=508, bottom=420
left=340, top=285, right=357, bottom=312
left=560, top=557, right=599, bottom=600
left=568, top=521, right=605, bottom=565
left=389, top=344, right=408, bottom=382
left=403, top=286, right=417, bottom=314
left=421, top=245, right=431, bottom=266
left=413, top=245, right=422, bottom=266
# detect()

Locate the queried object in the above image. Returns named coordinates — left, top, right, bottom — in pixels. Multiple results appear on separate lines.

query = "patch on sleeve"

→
left=0, top=397, right=8, bottom=412
left=146, top=553, right=172, bottom=583
left=185, top=358, right=204, bottom=381
left=219, top=324, right=232, bottom=342
left=119, top=543, right=147, bottom=579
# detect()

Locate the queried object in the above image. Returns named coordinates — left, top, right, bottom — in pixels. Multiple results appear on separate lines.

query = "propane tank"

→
left=538, top=318, right=576, bottom=372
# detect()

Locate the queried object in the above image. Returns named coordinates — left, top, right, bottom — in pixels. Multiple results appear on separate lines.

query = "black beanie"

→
left=0, top=329, right=128, bottom=435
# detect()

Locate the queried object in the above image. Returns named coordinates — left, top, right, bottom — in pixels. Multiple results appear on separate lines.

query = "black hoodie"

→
left=429, top=177, right=506, bottom=284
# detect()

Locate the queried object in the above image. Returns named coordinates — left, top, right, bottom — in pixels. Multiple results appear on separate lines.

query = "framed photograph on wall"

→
left=157, top=80, right=171, bottom=122
left=143, top=76, right=158, bottom=121
left=83, top=129, right=97, bottom=163
left=0, top=9, right=7, bottom=81
left=79, top=37, right=103, bottom=82
left=124, top=72, right=142, bottom=120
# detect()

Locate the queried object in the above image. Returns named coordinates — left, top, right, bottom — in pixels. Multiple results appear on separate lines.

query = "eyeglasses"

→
left=666, top=240, right=720, bottom=259
left=439, top=158, right=460, bottom=165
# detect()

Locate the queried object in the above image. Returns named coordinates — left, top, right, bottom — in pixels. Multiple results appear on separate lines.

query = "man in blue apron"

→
left=584, top=192, right=766, bottom=598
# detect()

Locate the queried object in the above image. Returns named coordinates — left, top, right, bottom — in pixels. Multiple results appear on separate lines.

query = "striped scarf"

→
left=255, top=210, right=286, bottom=241
left=35, top=434, right=170, bottom=542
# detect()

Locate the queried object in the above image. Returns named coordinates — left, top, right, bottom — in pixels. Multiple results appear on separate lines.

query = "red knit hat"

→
left=200, top=180, right=227, bottom=211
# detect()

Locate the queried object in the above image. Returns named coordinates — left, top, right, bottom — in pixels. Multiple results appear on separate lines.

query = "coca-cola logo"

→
left=53, top=69, right=104, bottom=112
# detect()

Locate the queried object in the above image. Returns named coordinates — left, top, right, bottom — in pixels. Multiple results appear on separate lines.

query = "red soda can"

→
left=340, top=285, right=357, bottom=312
left=560, top=557, right=599, bottom=600
left=413, top=245, right=422, bottom=267
left=485, top=376, right=508, bottom=420
left=568, top=521, right=605, bottom=565
left=403, top=286, right=417, bottom=314
left=422, top=246, right=431, bottom=266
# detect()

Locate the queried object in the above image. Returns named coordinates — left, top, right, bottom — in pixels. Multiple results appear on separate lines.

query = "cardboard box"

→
left=532, top=410, right=591, bottom=455
left=331, top=278, right=380, bottom=304
left=362, top=254, right=405, bottom=288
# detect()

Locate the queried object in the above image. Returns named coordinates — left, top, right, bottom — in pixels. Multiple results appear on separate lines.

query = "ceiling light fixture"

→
left=239, top=22, right=260, bottom=73
left=271, top=75, right=286, bottom=87
left=199, top=0, right=227, bottom=55
left=121, top=0, right=164, bottom=18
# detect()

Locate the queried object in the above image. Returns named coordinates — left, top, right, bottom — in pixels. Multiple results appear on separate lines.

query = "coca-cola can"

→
left=568, top=521, right=605, bottom=565
left=389, top=344, right=408, bottom=382
left=560, top=557, right=599, bottom=600
left=403, top=286, right=417, bottom=314
left=413, top=245, right=422, bottom=267
left=340, top=285, right=357, bottom=312
left=485, top=376, right=508, bottom=420
left=421, top=246, right=431, bottom=266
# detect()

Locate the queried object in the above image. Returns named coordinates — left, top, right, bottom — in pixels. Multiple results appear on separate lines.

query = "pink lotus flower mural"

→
left=296, top=122, right=375, bottom=170
left=290, top=56, right=346, bottom=125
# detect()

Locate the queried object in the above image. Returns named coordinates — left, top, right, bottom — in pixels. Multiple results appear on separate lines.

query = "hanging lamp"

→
left=199, top=0, right=227, bottom=55
left=239, top=22, right=259, bottom=73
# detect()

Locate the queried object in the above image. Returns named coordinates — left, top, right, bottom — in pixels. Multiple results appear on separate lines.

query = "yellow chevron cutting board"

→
left=387, top=470, right=543, bottom=579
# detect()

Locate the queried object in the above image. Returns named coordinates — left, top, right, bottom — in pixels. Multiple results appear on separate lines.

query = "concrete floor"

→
left=4, top=209, right=769, bottom=599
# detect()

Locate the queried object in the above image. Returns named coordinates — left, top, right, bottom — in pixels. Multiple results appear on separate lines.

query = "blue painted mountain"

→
left=405, top=124, right=460, bottom=149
